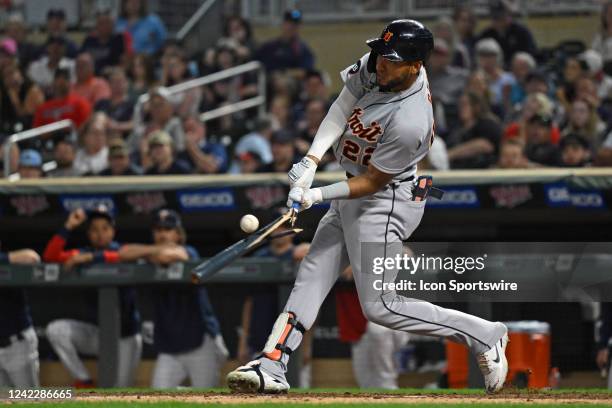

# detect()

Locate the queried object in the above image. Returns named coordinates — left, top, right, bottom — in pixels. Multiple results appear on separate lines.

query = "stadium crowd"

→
left=2, top=0, right=612, bottom=180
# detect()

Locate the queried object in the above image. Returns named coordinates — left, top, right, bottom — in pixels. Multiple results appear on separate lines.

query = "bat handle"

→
left=291, top=202, right=300, bottom=212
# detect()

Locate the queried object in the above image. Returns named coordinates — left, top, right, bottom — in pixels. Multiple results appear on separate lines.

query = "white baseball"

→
left=240, top=214, right=259, bottom=233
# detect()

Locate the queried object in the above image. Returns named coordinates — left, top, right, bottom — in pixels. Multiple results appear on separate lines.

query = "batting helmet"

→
left=366, top=19, right=434, bottom=72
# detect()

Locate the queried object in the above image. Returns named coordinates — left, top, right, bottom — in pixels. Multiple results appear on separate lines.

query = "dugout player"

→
left=44, top=207, right=141, bottom=388
left=227, top=20, right=509, bottom=394
left=0, top=248, right=41, bottom=388
left=119, top=209, right=228, bottom=388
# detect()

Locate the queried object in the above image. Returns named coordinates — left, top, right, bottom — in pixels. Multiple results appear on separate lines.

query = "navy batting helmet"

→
left=366, top=19, right=434, bottom=72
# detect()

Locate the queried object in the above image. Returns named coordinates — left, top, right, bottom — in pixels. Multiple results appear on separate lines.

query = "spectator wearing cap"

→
left=426, top=38, right=469, bottom=128
left=561, top=98, right=606, bottom=147
left=94, top=67, right=135, bottom=138
left=524, top=113, right=560, bottom=166
left=145, top=130, right=191, bottom=175
left=18, top=149, right=43, bottom=179
left=237, top=150, right=263, bottom=174
left=47, top=138, right=78, bottom=177
left=524, top=70, right=551, bottom=98
left=255, top=9, right=315, bottom=73
left=130, top=87, right=185, bottom=159
left=41, top=8, right=79, bottom=58
left=81, top=9, right=133, bottom=75
left=74, top=113, right=109, bottom=175
left=509, top=52, right=536, bottom=105
left=475, top=38, right=515, bottom=119
left=478, top=0, right=537, bottom=66
left=592, top=1, right=612, bottom=75
left=229, top=117, right=274, bottom=174
left=44, top=206, right=141, bottom=388
left=115, top=0, right=167, bottom=55
left=558, top=133, right=591, bottom=167
left=119, top=209, right=228, bottom=388
left=0, top=61, right=45, bottom=135
left=99, top=138, right=141, bottom=176
left=72, top=53, right=111, bottom=106
left=27, top=36, right=75, bottom=94
left=33, top=68, right=91, bottom=128
left=431, top=17, right=471, bottom=69
left=447, top=92, right=502, bottom=169
left=257, top=129, right=298, bottom=173
left=4, top=13, right=39, bottom=71
left=178, top=117, right=227, bottom=174
left=580, top=49, right=612, bottom=100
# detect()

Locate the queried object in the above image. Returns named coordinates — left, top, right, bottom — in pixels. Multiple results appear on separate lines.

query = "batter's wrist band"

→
left=319, top=181, right=350, bottom=200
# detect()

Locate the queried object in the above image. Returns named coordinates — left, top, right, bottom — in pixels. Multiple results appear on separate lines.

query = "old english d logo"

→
left=383, top=31, right=393, bottom=43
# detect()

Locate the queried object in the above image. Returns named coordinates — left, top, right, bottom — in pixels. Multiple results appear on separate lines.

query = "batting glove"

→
left=288, top=157, right=317, bottom=189
left=287, top=187, right=323, bottom=210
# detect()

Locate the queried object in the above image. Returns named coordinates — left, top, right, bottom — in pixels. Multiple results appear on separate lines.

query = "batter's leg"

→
left=151, top=353, right=186, bottom=389
left=116, top=334, right=142, bottom=387
left=46, top=320, right=99, bottom=382
left=3, top=327, right=39, bottom=388
left=228, top=203, right=349, bottom=392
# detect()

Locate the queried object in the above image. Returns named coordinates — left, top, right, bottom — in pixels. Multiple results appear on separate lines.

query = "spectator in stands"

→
left=27, top=36, right=75, bottom=95
left=496, top=139, right=530, bottom=169
left=509, top=52, right=536, bottom=106
left=426, top=38, right=469, bottom=126
left=229, top=117, right=274, bottom=173
left=17, top=149, right=43, bottom=179
left=592, top=1, right=612, bottom=75
left=580, top=49, right=612, bottom=101
left=255, top=9, right=315, bottom=73
left=432, top=17, right=471, bottom=69
left=447, top=92, right=502, bottom=169
left=72, top=53, right=111, bottom=106
left=128, top=53, right=157, bottom=99
left=561, top=98, right=606, bottom=147
left=505, top=92, right=559, bottom=143
left=269, top=95, right=293, bottom=131
left=556, top=56, right=588, bottom=114
left=33, top=69, right=91, bottom=129
left=237, top=150, right=263, bottom=174
left=257, top=129, right=297, bottom=173
left=558, top=133, right=591, bottom=167
left=0, top=38, right=17, bottom=75
left=145, top=130, right=191, bottom=175
left=524, top=70, right=551, bottom=98
left=478, top=0, right=537, bottom=66
left=46, top=138, right=78, bottom=177
left=115, top=0, right=167, bottom=56
left=99, top=138, right=141, bottom=176
left=80, top=8, right=132, bottom=75
left=162, top=51, right=201, bottom=119
left=119, top=209, right=227, bottom=388
left=475, top=38, right=515, bottom=119
left=45, top=207, right=141, bottom=388
left=293, top=70, right=330, bottom=122
left=524, top=113, right=560, bottom=166
left=0, top=61, right=45, bottom=135
left=465, top=70, right=497, bottom=117
left=130, top=87, right=185, bottom=158
left=218, top=16, right=255, bottom=63
left=0, top=247, right=40, bottom=388
left=74, top=113, right=109, bottom=175
left=296, top=99, right=335, bottom=168
left=94, top=68, right=134, bottom=139
left=4, top=13, right=38, bottom=71
left=419, top=137, right=450, bottom=171
left=41, top=9, right=78, bottom=58
left=177, top=117, right=227, bottom=174
left=452, top=5, right=478, bottom=62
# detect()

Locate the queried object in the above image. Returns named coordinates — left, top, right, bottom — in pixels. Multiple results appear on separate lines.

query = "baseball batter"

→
left=227, top=19, right=508, bottom=394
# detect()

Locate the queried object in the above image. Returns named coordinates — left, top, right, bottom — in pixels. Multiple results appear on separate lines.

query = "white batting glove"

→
left=287, top=187, right=323, bottom=210
left=288, top=157, right=317, bottom=189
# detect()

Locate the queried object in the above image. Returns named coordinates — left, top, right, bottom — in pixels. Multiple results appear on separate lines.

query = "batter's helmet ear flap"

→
left=367, top=51, right=378, bottom=73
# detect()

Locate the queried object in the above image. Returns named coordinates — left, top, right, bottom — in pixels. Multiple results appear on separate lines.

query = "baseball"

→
left=240, top=214, right=259, bottom=233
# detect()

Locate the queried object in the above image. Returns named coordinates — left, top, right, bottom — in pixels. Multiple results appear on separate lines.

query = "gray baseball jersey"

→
left=334, top=52, right=434, bottom=180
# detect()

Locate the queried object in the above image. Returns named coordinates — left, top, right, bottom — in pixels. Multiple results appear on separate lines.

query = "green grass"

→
left=18, top=403, right=612, bottom=408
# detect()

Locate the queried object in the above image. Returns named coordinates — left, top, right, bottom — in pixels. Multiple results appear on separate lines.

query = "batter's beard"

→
left=378, top=71, right=414, bottom=92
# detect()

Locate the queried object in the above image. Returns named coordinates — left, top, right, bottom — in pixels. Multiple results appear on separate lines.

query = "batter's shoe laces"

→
left=477, top=329, right=509, bottom=394
left=227, top=360, right=289, bottom=394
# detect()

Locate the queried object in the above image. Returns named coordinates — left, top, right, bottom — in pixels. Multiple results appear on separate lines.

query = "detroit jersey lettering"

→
left=334, top=52, right=434, bottom=181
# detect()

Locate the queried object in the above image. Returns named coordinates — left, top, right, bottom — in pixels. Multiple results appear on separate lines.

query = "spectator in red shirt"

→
left=72, top=53, right=111, bottom=106
left=33, top=68, right=92, bottom=128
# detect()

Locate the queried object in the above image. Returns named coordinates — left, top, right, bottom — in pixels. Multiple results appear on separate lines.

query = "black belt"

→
left=346, top=172, right=415, bottom=184
left=0, top=332, right=24, bottom=348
